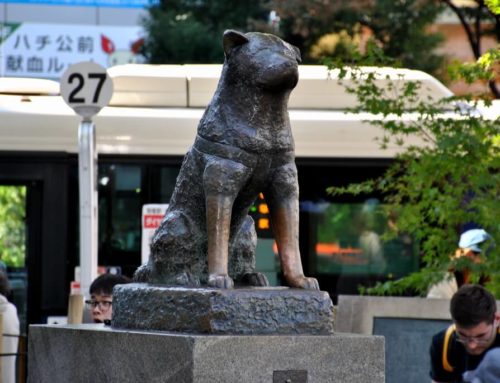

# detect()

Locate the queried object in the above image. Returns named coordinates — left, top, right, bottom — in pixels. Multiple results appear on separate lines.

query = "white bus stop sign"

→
left=60, top=61, right=113, bottom=119
left=60, top=61, right=113, bottom=298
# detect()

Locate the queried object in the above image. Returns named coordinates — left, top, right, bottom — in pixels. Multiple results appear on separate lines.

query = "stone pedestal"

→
left=112, top=284, right=334, bottom=335
left=28, top=324, right=385, bottom=383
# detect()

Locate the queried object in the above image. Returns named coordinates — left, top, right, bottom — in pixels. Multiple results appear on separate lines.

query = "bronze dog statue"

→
left=135, top=30, right=319, bottom=290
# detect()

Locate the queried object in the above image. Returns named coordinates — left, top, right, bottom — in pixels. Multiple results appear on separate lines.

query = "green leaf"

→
left=325, top=47, right=500, bottom=297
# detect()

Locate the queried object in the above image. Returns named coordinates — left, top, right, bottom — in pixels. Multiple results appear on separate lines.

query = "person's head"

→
left=0, top=270, right=10, bottom=298
left=450, top=284, right=499, bottom=355
left=88, top=273, right=130, bottom=323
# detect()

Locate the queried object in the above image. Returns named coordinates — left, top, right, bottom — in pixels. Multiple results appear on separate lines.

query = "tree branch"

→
left=442, top=0, right=481, bottom=58
left=474, top=1, right=482, bottom=58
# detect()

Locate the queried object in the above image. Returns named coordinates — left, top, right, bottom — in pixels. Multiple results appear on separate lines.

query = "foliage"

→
left=142, top=0, right=271, bottom=63
left=143, top=0, right=445, bottom=74
left=465, top=1, right=500, bottom=81
left=309, top=28, right=363, bottom=62
left=485, top=0, right=500, bottom=14
left=0, top=186, right=26, bottom=268
left=442, top=0, right=500, bottom=46
left=271, top=0, right=445, bottom=74
left=326, top=42, right=500, bottom=297
left=358, top=0, right=445, bottom=75
left=448, top=47, right=500, bottom=85
left=441, top=0, right=500, bottom=97
left=268, top=0, right=353, bottom=62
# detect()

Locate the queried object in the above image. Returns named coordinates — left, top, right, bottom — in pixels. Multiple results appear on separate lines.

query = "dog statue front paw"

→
left=208, top=274, right=234, bottom=289
left=286, top=275, right=320, bottom=290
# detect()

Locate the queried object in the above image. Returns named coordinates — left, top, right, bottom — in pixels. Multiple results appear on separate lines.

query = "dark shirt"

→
left=430, top=326, right=500, bottom=382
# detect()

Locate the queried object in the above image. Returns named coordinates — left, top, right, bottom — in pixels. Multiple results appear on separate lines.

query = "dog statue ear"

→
left=292, top=45, right=302, bottom=63
left=223, top=30, right=249, bottom=57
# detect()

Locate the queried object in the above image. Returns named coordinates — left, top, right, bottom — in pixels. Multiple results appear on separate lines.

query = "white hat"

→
left=458, top=229, right=491, bottom=253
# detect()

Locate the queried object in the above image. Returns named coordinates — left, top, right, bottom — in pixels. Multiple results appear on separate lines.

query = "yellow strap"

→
left=443, top=324, right=455, bottom=372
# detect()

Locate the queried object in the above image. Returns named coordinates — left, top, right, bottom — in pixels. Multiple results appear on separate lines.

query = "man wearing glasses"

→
left=430, top=284, right=500, bottom=383
left=85, top=273, right=131, bottom=324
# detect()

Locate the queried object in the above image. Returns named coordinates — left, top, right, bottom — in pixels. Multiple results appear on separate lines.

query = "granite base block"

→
left=112, top=284, right=334, bottom=335
left=28, top=324, right=385, bottom=383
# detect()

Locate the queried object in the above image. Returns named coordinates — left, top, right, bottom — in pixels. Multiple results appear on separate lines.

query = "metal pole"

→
left=78, top=118, right=98, bottom=298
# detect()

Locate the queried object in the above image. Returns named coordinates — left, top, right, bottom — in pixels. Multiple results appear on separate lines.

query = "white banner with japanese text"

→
left=0, top=22, right=145, bottom=79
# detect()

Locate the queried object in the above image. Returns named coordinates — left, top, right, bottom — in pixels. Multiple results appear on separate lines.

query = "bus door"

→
left=0, top=184, right=28, bottom=331
left=0, top=156, right=76, bottom=328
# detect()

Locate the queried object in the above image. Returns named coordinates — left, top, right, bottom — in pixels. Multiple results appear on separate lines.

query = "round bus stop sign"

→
left=60, top=61, right=113, bottom=119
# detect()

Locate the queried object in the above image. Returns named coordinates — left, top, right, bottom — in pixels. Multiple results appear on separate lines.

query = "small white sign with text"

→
left=141, top=204, right=168, bottom=265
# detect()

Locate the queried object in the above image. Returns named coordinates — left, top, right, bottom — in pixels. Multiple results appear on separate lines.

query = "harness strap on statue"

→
left=442, top=324, right=456, bottom=372
left=194, top=134, right=294, bottom=168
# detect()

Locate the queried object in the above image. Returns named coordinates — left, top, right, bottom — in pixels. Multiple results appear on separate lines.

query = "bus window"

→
left=97, top=161, right=183, bottom=275
left=303, top=199, right=419, bottom=293
left=98, top=165, right=143, bottom=273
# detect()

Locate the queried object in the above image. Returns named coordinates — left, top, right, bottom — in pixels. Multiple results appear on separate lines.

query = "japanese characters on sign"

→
left=0, top=22, right=145, bottom=79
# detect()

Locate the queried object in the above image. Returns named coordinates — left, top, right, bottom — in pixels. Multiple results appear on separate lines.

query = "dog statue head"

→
left=222, top=30, right=301, bottom=91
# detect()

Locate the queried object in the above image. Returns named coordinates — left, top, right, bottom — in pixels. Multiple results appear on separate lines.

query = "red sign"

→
left=143, top=214, right=164, bottom=229
left=70, top=280, right=81, bottom=295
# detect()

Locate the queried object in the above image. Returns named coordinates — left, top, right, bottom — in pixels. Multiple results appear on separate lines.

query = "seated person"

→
left=86, top=273, right=130, bottom=324
left=430, top=284, right=500, bottom=383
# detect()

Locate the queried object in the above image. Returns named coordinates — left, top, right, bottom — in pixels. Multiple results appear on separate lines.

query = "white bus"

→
left=0, top=64, right=454, bottom=326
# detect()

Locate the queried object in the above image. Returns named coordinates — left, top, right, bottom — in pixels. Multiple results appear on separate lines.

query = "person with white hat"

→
left=458, top=229, right=492, bottom=255
left=427, top=229, right=492, bottom=299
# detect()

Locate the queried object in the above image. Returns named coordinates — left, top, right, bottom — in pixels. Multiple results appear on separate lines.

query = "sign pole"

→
left=78, top=117, right=98, bottom=298
left=60, top=61, right=113, bottom=299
